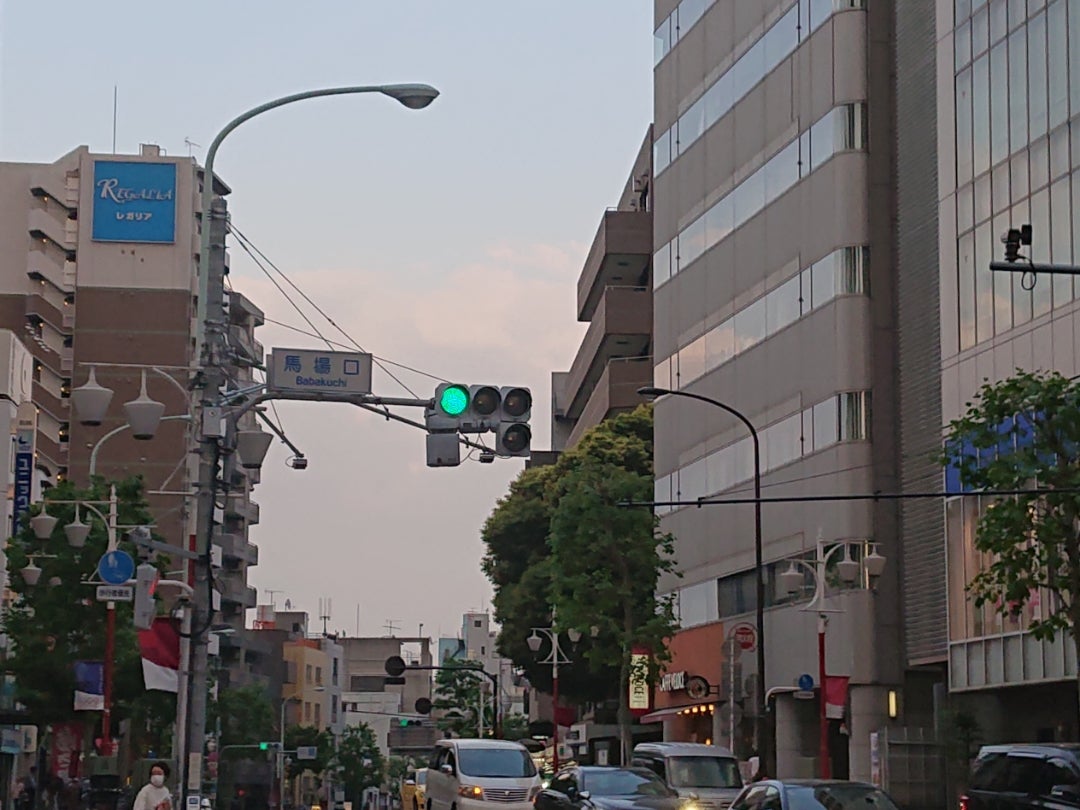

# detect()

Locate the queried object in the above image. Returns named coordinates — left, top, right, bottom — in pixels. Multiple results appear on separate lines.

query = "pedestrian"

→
left=132, top=763, right=172, bottom=810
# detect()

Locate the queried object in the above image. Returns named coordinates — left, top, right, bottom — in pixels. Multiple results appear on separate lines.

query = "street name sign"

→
left=297, top=746, right=318, bottom=760
left=96, top=585, right=133, bottom=602
left=268, top=348, right=372, bottom=396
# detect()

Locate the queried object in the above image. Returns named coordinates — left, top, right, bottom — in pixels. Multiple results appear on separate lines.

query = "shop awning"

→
left=640, top=703, right=713, bottom=724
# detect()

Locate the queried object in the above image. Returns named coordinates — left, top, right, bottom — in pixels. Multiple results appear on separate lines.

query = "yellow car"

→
left=401, top=768, right=428, bottom=810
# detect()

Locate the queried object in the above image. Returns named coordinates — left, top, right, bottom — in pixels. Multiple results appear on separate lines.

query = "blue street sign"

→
left=98, top=550, right=135, bottom=585
left=797, top=673, right=814, bottom=692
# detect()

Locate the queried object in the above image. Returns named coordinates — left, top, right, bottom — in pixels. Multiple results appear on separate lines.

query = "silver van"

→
left=631, top=743, right=743, bottom=809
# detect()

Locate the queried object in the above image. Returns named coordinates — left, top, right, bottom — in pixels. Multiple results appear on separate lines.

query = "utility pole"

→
left=186, top=195, right=229, bottom=798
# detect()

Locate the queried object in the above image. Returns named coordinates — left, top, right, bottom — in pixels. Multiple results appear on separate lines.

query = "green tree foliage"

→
left=284, top=725, right=336, bottom=778
left=500, top=713, right=530, bottom=741
left=210, top=684, right=276, bottom=748
left=481, top=406, right=678, bottom=722
left=942, top=370, right=1080, bottom=699
left=432, top=661, right=493, bottom=737
left=386, top=755, right=411, bottom=785
left=334, top=724, right=384, bottom=803
left=2, top=477, right=174, bottom=751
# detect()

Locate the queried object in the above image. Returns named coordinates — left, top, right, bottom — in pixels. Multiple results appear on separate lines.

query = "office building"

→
left=649, top=0, right=900, bottom=783
left=551, top=131, right=654, bottom=450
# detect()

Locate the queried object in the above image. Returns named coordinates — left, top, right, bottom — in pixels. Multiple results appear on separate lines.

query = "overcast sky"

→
left=0, top=1, right=653, bottom=640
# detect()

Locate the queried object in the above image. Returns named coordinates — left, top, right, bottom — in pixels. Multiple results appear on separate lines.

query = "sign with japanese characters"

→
left=11, top=402, right=36, bottom=539
left=267, top=348, right=373, bottom=396
left=92, top=160, right=177, bottom=243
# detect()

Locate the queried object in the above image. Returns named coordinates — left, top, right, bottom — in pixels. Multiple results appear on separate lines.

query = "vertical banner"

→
left=629, top=646, right=651, bottom=717
left=11, top=403, right=36, bottom=539
left=73, top=661, right=105, bottom=711
left=49, top=722, right=83, bottom=779
left=869, top=731, right=881, bottom=787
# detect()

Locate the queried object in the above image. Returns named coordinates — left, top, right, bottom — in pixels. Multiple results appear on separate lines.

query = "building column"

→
left=848, top=685, right=889, bottom=783
left=775, top=695, right=810, bottom=778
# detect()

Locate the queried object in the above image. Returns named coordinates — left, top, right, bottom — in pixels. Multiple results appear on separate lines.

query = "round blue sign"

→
left=98, top=550, right=135, bottom=585
left=798, top=673, right=814, bottom=691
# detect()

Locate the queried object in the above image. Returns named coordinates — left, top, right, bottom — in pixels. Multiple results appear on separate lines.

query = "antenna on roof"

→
left=112, top=85, right=118, bottom=154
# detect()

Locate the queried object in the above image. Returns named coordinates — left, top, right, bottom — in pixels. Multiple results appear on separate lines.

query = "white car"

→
left=425, top=739, right=542, bottom=810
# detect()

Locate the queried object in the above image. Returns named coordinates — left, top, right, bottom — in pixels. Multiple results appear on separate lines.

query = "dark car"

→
left=729, top=780, right=900, bottom=810
left=962, top=744, right=1080, bottom=810
left=535, top=767, right=687, bottom=810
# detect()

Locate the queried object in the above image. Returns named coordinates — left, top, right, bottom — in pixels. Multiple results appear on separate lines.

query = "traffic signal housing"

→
left=133, top=563, right=159, bottom=630
left=496, top=386, right=531, bottom=457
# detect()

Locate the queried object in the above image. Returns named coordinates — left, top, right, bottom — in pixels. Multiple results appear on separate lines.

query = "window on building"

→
left=332, top=657, right=339, bottom=686
left=314, top=703, right=321, bottom=727
left=315, top=667, right=323, bottom=685
left=332, top=695, right=339, bottom=723
left=474, top=620, right=482, bottom=628
left=306, top=664, right=312, bottom=684
left=304, top=702, right=312, bottom=722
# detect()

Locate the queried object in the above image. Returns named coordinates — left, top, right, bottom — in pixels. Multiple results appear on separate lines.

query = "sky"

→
left=0, top=2, right=654, bottom=639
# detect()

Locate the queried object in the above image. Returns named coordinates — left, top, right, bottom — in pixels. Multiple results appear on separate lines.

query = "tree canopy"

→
left=432, top=661, right=494, bottom=737
left=942, top=370, right=1080, bottom=694
left=481, top=405, right=678, bottom=726
left=334, top=723, right=384, bottom=802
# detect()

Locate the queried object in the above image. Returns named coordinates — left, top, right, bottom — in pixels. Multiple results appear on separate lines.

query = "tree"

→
left=432, top=662, right=493, bottom=737
left=550, top=457, right=678, bottom=761
left=481, top=406, right=671, bottom=711
left=334, top=724, right=384, bottom=804
left=2, top=477, right=174, bottom=752
left=210, top=684, right=275, bottom=748
left=284, top=725, right=335, bottom=779
left=942, top=370, right=1080, bottom=710
left=500, top=713, right=530, bottom=742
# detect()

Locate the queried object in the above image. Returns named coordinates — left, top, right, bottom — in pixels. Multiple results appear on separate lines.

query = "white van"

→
left=631, top=743, right=743, bottom=809
left=425, top=739, right=542, bottom=810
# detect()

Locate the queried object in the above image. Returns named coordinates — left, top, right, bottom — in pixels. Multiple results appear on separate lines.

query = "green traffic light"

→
left=439, top=385, right=469, bottom=416
left=399, top=718, right=409, bottom=727
left=260, top=742, right=269, bottom=750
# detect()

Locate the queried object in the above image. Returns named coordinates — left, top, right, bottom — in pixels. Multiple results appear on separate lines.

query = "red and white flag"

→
left=824, top=675, right=849, bottom=720
left=138, top=617, right=180, bottom=693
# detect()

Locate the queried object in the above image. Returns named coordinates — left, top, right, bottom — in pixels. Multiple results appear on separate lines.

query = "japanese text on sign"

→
left=267, top=349, right=373, bottom=396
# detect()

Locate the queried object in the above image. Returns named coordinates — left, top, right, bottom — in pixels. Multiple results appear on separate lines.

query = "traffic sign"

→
left=297, top=746, right=317, bottom=761
left=729, top=622, right=758, bottom=652
left=798, top=673, right=814, bottom=691
left=98, top=550, right=135, bottom=585
left=267, top=349, right=372, bottom=396
left=96, top=585, right=133, bottom=602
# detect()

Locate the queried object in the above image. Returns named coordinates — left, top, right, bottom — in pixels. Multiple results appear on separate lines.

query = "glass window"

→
left=975, top=172, right=992, bottom=224
left=766, top=275, right=801, bottom=335
left=957, top=0, right=972, bottom=21
left=990, top=41, right=1010, bottom=165
left=681, top=457, right=708, bottom=501
left=975, top=222, right=994, bottom=342
left=734, top=297, right=767, bottom=352
left=654, top=16, right=671, bottom=64
left=840, top=247, right=869, bottom=294
left=785, top=785, right=901, bottom=810
left=583, top=769, right=674, bottom=798
left=1012, top=197, right=1034, bottom=324
left=734, top=166, right=766, bottom=229
left=458, top=748, right=536, bottom=778
left=681, top=96, right=707, bottom=146
left=959, top=231, right=977, bottom=349
left=956, top=20, right=973, bottom=69
left=1050, top=125, right=1070, bottom=179
left=766, top=414, right=802, bottom=468
left=972, top=55, right=991, bottom=176
left=1031, top=134, right=1051, bottom=191
left=839, top=392, right=869, bottom=441
left=812, top=252, right=838, bottom=307
left=705, top=320, right=735, bottom=372
left=667, top=757, right=743, bottom=790
left=958, top=184, right=976, bottom=232
left=992, top=162, right=1011, bottom=215
left=993, top=212, right=1014, bottom=332
left=654, top=356, right=672, bottom=389
left=972, top=6, right=990, bottom=54
left=705, top=196, right=734, bottom=248
left=764, top=144, right=800, bottom=201
left=680, top=215, right=708, bottom=268
left=990, top=0, right=1009, bottom=41
left=1070, top=0, right=1080, bottom=117
left=813, top=397, right=839, bottom=449
left=1048, top=1, right=1069, bottom=128
left=679, top=335, right=706, bottom=385
left=1031, top=188, right=1052, bottom=316
left=1051, top=176, right=1073, bottom=274
left=655, top=242, right=672, bottom=287
left=1029, top=12, right=1049, bottom=137
left=1011, top=149, right=1030, bottom=198
left=704, top=73, right=734, bottom=128
left=679, top=579, right=719, bottom=628
left=718, top=570, right=757, bottom=618
left=1008, top=29, right=1029, bottom=151
left=957, top=67, right=975, bottom=185
left=1009, top=0, right=1026, bottom=28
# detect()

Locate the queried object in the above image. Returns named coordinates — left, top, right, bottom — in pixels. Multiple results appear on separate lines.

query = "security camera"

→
left=288, top=456, right=308, bottom=470
left=479, top=450, right=495, bottom=464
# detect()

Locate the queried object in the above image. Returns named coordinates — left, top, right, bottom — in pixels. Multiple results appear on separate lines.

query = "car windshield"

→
left=667, top=757, right=743, bottom=789
left=786, top=785, right=901, bottom=810
left=583, top=770, right=675, bottom=797
left=416, top=772, right=426, bottom=786
left=458, top=748, right=537, bottom=778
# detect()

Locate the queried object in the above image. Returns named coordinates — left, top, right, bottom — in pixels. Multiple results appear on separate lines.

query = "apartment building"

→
left=0, top=144, right=266, bottom=681
left=551, top=130, right=654, bottom=451
left=650, top=0, right=900, bottom=782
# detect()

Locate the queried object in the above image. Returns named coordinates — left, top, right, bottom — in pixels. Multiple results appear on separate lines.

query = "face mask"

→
left=151, top=776, right=165, bottom=788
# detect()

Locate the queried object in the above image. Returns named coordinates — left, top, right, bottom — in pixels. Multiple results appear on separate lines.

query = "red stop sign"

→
left=734, top=624, right=756, bottom=651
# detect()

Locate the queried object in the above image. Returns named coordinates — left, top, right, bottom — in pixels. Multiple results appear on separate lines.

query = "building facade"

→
left=650, top=0, right=902, bottom=782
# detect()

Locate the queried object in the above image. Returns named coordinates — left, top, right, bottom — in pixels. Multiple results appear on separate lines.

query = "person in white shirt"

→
left=133, top=763, right=172, bottom=810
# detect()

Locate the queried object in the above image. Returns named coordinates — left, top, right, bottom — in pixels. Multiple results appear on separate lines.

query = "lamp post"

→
left=189, top=83, right=438, bottom=804
left=777, top=532, right=886, bottom=778
left=638, top=386, right=767, bottom=766
left=527, top=614, right=580, bottom=773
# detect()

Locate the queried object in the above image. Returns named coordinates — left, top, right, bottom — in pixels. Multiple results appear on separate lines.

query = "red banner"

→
left=49, top=722, right=83, bottom=779
left=824, top=675, right=849, bottom=720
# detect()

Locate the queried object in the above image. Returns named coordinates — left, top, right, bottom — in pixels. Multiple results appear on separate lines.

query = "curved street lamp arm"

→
left=89, top=414, right=193, bottom=476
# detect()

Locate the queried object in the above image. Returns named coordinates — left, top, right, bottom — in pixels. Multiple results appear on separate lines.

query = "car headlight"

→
left=458, top=786, right=484, bottom=800
left=682, top=803, right=700, bottom=810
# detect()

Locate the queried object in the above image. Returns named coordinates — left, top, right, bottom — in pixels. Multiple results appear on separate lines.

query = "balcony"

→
left=560, top=287, right=651, bottom=421
left=32, top=381, right=69, bottom=421
left=577, top=210, right=652, bottom=321
left=27, top=251, right=69, bottom=293
left=566, top=357, right=653, bottom=448
left=215, top=531, right=259, bottom=565
left=226, top=495, right=260, bottom=525
left=26, top=293, right=69, bottom=335
left=27, top=208, right=72, bottom=254
left=218, top=575, right=257, bottom=608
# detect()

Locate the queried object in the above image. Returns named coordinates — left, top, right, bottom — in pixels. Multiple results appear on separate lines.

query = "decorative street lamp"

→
left=777, top=532, right=886, bottom=779
left=527, top=613, right=580, bottom=772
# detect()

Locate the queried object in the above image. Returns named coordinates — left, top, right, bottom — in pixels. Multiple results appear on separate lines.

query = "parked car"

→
left=962, top=744, right=1080, bottom=810
left=534, top=766, right=687, bottom=810
left=425, top=739, right=541, bottom=810
left=729, top=780, right=900, bottom=810
left=631, top=743, right=743, bottom=809
left=402, top=769, right=428, bottom=810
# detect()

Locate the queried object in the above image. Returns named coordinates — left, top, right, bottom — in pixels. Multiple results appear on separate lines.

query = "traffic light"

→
left=427, top=384, right=470, bottom=431
left=398, top=719, right=422, bottom=727
left=496, top=386, right=531, bottom=457
left=133, top=563, right=159, bottom=630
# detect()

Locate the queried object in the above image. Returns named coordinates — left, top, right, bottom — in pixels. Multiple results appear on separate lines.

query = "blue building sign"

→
left=11, top=430, right=33, bottom=539
left=92, top=160, right=177, bottom=243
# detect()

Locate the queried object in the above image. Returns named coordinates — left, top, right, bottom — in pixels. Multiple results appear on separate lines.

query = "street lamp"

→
left=638, top=386, right=768, bottom=766
left=777, top=532, right=886, bottom=779
left=527, top=613, right=577, bottom=772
